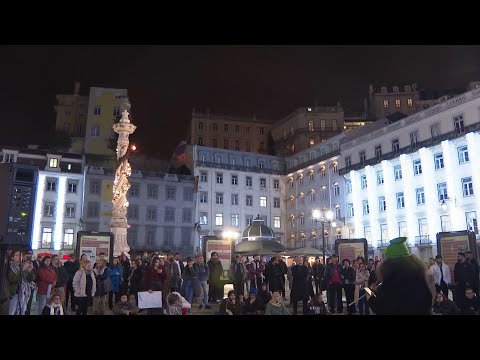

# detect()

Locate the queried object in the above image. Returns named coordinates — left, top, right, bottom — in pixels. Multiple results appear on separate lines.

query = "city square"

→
left=0, top=45, right=479, bottom=316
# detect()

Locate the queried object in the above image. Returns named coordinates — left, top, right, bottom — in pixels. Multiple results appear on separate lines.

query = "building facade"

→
left=1, top=147, right=84, bottom=258
left=188, top=110, right=274, bottom=155
left=270, top=106, right=344, bottom=157
left=193, top=146, right=286, bottom=250
left=284, top=134, right=345, bottom=250
left=83, top=166, right=196, bottom=256
left=54, top=82, right=89, bottom=153
left=341, top=86, right=480, bottom=259
left=368, top=83, right=420, bottom=120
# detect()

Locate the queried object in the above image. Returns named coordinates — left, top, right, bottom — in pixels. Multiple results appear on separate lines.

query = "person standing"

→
left=207, top=252, right=224, bottom=303
left=278, top=257, right=288, bottom=300
left=107, top=257, right=124, bottom=309
left=453, top=252, right=476, bottom=309
left=312, top=257, right=325, bottom=296
left=51, top=255, right=68, bottom=311
left=22, top=250, right=38, bottom=315
left=181, top=257, right=200, bottom=304
left=37, top=256, right=57, bottom=315
left=92, top=259, right=110, bottom=315
left=341, top=259, right=356, bottom=315
left=63, top=254, right=79, bottom=311
left=166, top=253, right=181, bottom=293
left=143, top=257, right=167, bottom=315
left=465, top=251, right=479, bottom=295
left=231, top=255, right=246, bottom=295
left=72, top=260, right=96, bottom=315
left=431, top=255, right=451, bottom=298
left=129, top=258, right=144, bottom=307
left=355, top=262, right=370, bottom=315
left=194, top=254, right=210, bottom=309
left=4, top=251, right=35, bottom=315
left=325, top=254, right=343, bottom=314
left=290, top=256, right=310, bottom=315
left=247, top=254, right=264, bottom=290
left=119, top=253, right=131, bottom=295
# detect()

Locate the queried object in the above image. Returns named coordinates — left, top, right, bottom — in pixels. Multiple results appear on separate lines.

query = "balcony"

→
left=195, top=161, right=285, bottom=175
left=415, top=236, right=432, bottom=246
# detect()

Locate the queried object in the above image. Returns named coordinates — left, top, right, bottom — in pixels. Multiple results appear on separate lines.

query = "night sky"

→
left=2, top=45, right=480, bottom=158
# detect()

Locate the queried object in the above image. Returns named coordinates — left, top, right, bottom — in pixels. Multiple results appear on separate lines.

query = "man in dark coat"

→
left=465, top=251, right=479, bottom=295
left=367, top=237, right=432, bottom=315
left=207, top=252, right=224, bottom=303
left=278, top=257, right=288, bottom=299
left=454, top=252, right=476, bottom=309
left=290, top=256, right=310, bottom=315
left=265, top=256, right=284, bottom=294
left=461, top=287, right=480, bottom=315
left=312, top=257, right=325, bottom=295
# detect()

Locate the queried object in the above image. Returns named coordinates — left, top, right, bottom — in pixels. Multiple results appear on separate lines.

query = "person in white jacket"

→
left=431, top=255, right=451, bottom=298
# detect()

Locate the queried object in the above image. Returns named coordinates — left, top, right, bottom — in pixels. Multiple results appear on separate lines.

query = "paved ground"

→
left=30, top=284, right=349, bottom=315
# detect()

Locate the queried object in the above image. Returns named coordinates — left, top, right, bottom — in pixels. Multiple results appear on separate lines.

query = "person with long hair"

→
left=143, top=257, right=167, bottom=315
left=41, top=291, right=65, bottom=315
left=37, top=256, right=57, bottom=315
left=92, top=259, right=110, bottom=315
left=129, top=258, right=144, bottom=306
left=107, top=257, right=123, bottom=309
left=5, top=250, right=35, bottom=315
left=72, top=260, right=96, bottom=315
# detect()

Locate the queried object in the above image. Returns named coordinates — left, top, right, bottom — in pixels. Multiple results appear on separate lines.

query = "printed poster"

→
left=205, top=239, right=233, bottom=281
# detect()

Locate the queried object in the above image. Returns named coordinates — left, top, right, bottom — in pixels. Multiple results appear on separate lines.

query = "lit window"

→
left=274, top=216, right=281, bottom=228
left=41, top=227, right=53, bottom=248
left=215, top=213, right=223, bottom=226
left=383, top=100, right=389, bottom=108
left=407, top=98, right=413, bottom=107
left=395, top=99, right=401, bottom=108
left=63, top=228, right=74, bottom=249
left=260, top=196, right=267, bottom=207
left=309, top=138, right=315, bottom=147
left=49, top=158, right=58, bottom=168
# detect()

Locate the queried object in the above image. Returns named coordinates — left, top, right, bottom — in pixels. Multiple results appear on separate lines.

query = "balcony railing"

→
left=287, top=149, right=341, bottom=173
left=339, top=121, right=480, bottom=175
left=195, top=161, right=285, bottom=175
left=415, top=236, right=432, bottom=245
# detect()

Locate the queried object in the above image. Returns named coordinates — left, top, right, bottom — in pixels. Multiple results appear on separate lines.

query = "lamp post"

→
left=312, top=209, right=336, bottom=265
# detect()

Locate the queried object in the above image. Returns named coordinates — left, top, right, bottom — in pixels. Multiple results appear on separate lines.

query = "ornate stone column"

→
left=110, top=104, right=136, bottom=258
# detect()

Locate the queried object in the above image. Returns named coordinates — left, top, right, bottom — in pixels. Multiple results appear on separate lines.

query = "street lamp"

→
left=313, top=209, right=335, bottom=265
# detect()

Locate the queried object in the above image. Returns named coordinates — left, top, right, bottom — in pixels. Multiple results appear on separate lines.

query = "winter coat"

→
left=242, top=297, right=266, bottom=315
left=265, top=262, right=284, bottom=293
left=193, top=262, right=209, bottom=282
left=258, top=289, right=272, bottom=304
left=231, top=262, right=247, bottom=282
left=454, top=261, right=476, bottom=288
left=432, top=298, right=459, bottom=315
left=41, top=304, right=64, bottom=315
left=107, top=265, right=124, bottom=293
left=340, top=265, right=356, bottom=286
left=312, top=263, right=325, bottom=281
left=181, top=266, right=202, bottom=298
left=246, top=260, right=264, bottom=285
left=129, top=267, right=144, bottom=293
left=37, top=265, right=57, bottom=296
left=461, top=295, right=480, bottom=315
left=72, top=269, right=96, bottom=297
left=114, top=301, right=139, bottom=315
left=325, top=263, right=342, bottom=285
left=219, top=298, right=241, bottom=315
left=207, top=259, right=223, bottom=285
left=166, top=261, right=181, bottom=289
left=290, top=264, right=310, bottom=302
left=143, top=266, right=167, bottom=291
left=354, top=269, right=370, bottom=302
left=265, top=300, right=290, bottom=315
left=120, top=259, right=131, bottom=283
left=426, top=268, right=437, bottom=305
left=368, top=279, right=432, bottom=315
left=53, top=266, right=68, bottom=289
left=63, top=260, right=80, bottom=282
left=6, top=263, right=35, bottom=298
left=93, top=267, right=110, bottom=296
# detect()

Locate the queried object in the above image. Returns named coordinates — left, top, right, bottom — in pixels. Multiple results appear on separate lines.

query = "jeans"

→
left=25, top=290, right=34, bottom=315
left=328, top=283, right=343, bottom=313
left=38, top=295, right=48, bottom=315
left=8, top=294, right=19, bottom=315
left=358, top=289, right=368, bottom=315
left=344, top=284, right=355, bottom=315
left=199, top=281, right=208, bottom=305
left=184, top=280, right=194, bottom=303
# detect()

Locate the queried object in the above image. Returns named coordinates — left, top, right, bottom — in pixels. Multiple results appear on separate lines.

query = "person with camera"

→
left=218, top=289, right=241, bottom=315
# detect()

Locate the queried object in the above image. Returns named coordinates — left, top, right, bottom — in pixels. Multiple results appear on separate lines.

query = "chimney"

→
left=74, top=82, right=80, bottom=95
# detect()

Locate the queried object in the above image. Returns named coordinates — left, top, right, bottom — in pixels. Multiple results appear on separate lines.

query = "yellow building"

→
left=54, top=82, right=89, bottom=153
left=84, top=86, right=128, bottom=156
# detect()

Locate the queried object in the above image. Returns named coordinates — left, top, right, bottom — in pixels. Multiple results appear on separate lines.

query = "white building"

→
left=340, top=86, right=480, bottom=259
left=1, top=147, right=84, bottom=257
left=193, top=146, right=286, bottom=250
left=84, top=166, right=196, bottom=256
left=284, top=134, right=346, bottom=250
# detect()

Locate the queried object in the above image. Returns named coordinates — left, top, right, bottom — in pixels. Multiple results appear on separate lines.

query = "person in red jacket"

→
left=143, top=257, right=167, bottom=315
left=37, top=256, right=57, bottom=315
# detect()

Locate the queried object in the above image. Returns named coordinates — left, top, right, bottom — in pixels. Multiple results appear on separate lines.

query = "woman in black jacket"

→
left=129, top=258, right=144, bottom=306
left=340, top=259, right=356, bottom=315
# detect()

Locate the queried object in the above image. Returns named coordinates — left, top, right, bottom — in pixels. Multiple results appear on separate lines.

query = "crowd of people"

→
left=1, top=242, right=479, bottom=316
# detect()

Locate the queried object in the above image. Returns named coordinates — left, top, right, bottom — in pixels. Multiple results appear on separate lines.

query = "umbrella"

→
left=235, top=240, right=286, bottom=255
left=285, top=247, right=333, bottom=257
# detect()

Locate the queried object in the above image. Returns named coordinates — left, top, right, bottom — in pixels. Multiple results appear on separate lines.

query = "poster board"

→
left=76, top=231, right=114, bottom=265
left=437, top=231, right=478, bottom=281
left=203, top=236, right=234, bottom=282
left=138, top=291, right=162, bottom=309
left=335, top=238, right=368, bottom=263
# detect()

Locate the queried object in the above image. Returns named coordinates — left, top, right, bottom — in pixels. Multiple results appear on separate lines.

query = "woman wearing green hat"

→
left=366, top=237, right=433, bottom=315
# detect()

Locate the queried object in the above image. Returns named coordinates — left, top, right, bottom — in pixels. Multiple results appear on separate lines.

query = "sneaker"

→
left=205, top=305, right=211, bottom=309
left=199, top=305, right=204, bottom=310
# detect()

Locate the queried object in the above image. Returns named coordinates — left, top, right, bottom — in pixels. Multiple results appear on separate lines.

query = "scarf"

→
left=50, top=303, right=64, bottom=315
left=10, top=261, right=20, bottom=276
left=268, top=299, right=282, bottom=307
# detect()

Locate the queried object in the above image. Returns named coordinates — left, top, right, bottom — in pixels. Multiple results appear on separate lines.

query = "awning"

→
left=235, top=240, right=286, bottom=255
